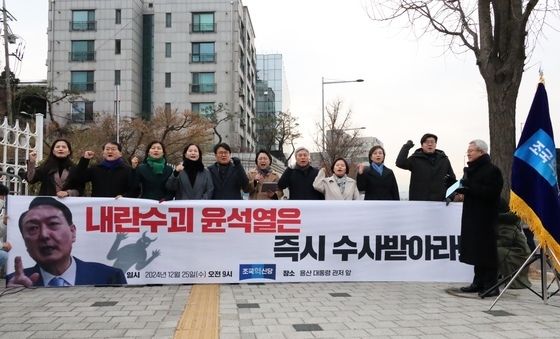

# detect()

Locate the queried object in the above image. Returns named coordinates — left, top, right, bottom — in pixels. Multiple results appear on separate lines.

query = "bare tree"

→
left=367, top=0, right=555, bottom=197
left=256, top=110, right=302, bottom=165
left=315, top=99, right=365, bottom=170
left=201, top=103, right=236, bottom=145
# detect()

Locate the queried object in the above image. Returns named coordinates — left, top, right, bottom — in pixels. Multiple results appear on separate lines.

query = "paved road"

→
left=1, top=278, right=560, bottom=338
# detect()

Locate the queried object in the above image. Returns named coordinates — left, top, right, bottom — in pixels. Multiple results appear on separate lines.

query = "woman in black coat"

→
left=357, top=145, right=399, bottom=200
left=133, top=141, right=174, bottom=201
left=458, top=139, right=503, bottom=297
left=24, top=138, right=82, bottom=197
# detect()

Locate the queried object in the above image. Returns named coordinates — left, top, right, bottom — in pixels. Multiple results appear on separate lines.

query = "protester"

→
left=457, top=139, right=503, bottom=297
left=396, top=133, right=456, bottom=201
left=167, top=143, right=214, bottom=199
left=278, top=147, right=324, bottom=200
left=207, top=143, right=249, bottom=200
left=357, top=145, right=399, bottom=200
left=7, top=197, right=127, bottom=287
left=247, top=150, right=283, bottom=200
left=313, top=158, right=359, bottom=200
left=132, top=141, right=173, bottom=201
left=24, top=139, right=81, bottom=197
left=67, top=142, right=134, bottom=197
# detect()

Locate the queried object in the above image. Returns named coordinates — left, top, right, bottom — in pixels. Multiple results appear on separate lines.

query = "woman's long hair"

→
left=40, top=138, right=74, bottom=172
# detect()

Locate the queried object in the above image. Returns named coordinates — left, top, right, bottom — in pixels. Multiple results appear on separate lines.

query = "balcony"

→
left=190, top=23, right=216, bottom=33
left=69, top=20, right=97, bottom=31
left=190, top=83, right=216, bottom=94
left=190, top=53, right=216, bottom=63
left=69, top=82, right=96, bottom=92
left=68, top=51, right=95, bottom=62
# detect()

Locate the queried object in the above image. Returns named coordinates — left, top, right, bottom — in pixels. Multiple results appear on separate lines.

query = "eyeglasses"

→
left=216, top=151, right=230, bottom=155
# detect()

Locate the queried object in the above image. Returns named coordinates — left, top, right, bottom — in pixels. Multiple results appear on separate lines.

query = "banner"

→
left=6, top=196, right=471, bottom=286
left=511, top=81, right=560, bottom=267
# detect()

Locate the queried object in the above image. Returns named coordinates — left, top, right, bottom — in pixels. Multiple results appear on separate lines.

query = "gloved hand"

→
left=444, top=174, right=455, bottom=187
left=232, top=157, right=241, bottom=166
left=405, top=140, right=414, bottom=148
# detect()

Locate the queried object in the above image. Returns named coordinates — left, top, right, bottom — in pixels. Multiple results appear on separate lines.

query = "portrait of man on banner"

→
left=6, top=197, right=127, bottom=287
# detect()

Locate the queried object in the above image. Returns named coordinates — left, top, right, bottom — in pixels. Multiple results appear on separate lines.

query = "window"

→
left=191, top=42, right=215, bottom=63
left=71, top=101, right=94, bottom=123
left=191, top=102, right=214, bottom=115
left=70, top=71, right=95, bottom=92
left=165, top=72, right=171, bottom=88
left=165, top=42, right=172, bottom=58
left=191, top=72, right=215, bottom=93
left=165, top=12, right=172, bottom=28
left=164, top=103, right=171, bottom=114
left=70, top=40, right=94, bottom=61
left=115, top=9, right=121, bottom=24
left=192, top=12, right=215, bottom=32
left=71, top=10, right=96, bottom=31
left=115, top=39, right=121, bottom=55
left=114, top=70, right=121, bottom=86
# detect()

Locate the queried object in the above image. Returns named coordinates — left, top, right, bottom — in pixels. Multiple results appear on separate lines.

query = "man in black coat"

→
left=278, top=147, right=324, bottom=200
left=207, top=143, right=249, bottom=200
left=396, top=133, right=456, bottom=201
left=457, top=139, right=503, bottom=297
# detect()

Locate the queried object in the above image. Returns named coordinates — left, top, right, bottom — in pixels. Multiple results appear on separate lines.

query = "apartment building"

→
left=47, top=0, right=257, bottom=150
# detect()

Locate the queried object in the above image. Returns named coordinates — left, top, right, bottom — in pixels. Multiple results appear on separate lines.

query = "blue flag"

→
left=511, top=82, right=560, bottom=263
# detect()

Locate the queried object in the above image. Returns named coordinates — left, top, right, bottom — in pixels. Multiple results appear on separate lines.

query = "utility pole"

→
left=1, top=0, right=15, bottom=124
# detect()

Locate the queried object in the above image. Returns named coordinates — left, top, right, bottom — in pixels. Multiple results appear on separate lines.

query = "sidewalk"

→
left=1, top=279, right=560, bottom=338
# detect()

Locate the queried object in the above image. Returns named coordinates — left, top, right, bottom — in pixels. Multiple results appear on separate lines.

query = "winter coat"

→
left=278, top=165, right=324, bottom=200
left=207, top=162, right=249, bottom=200
left=166, top=168, right=214, bottom=200
left=24, top=160, right=81, bottom=196
left=133, top=162, right=174, bottom=201
left=459, top=154, right=503, bottom=267
left=496, top=211, right=531, bottom=289
left=247, top=168, right=283, bottom=200
left=69, top=157, right=135, bottom=197
left=396, top=144, right=455, bottom=201
left=312, top=169, right=360, bottom=200
left=356, top=165, right=399, bottom=200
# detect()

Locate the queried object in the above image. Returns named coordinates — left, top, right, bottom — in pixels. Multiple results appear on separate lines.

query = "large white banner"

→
left=6, top=196, right=472, bottom=286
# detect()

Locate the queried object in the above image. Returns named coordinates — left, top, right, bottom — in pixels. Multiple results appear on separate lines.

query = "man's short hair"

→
left=469, top=139, right=489, bottom=154
left=213, top=142, right=231, bottom=154
left=294, top=147, right=310, bottom=155
left=420, top=133, right=438, bottom=144
left=18, top=197, right=74, bottom=232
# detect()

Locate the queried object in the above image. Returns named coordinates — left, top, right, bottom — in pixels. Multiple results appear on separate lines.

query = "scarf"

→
left=370, top=162, right=384, bottom=176
left=334, top=174, right=347, bottom=194
left=257, top=167, right=271, bottom=176
left=183, top=158, right=204, bottom=186
left=146, top=156, right=166, bottom=174
left=100, top=158, right=123, bottom=169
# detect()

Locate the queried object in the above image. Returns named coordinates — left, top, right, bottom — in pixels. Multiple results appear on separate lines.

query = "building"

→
left=47, top=0, right=257, bottom=151
left=255, top=54, right=289, bottom=152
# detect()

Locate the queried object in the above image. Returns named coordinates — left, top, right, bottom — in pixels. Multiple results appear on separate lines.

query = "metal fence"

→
left=0, top=114, right=44, bottom=195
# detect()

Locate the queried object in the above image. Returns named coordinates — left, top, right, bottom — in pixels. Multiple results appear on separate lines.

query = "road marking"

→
left=174, top=284, right=220, bottom=339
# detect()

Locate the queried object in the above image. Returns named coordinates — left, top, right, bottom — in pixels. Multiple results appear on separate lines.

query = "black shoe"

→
left=460, top=284, right=481, bottom=293
left=479, top=288, right=500, bottom=298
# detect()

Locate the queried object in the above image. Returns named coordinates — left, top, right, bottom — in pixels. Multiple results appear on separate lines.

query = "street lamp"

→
left=321, top=77, right=364, bottom=151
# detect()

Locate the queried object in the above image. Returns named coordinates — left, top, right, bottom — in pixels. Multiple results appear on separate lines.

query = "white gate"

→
left=0, top=114, right=44, bottom=195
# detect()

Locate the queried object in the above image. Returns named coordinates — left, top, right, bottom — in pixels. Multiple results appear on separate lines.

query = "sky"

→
left=3, top=0, right=560, bottom=197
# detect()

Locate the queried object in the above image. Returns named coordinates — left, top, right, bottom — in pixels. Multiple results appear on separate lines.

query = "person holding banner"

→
left=7, top=197, right=127, bottom=287
left=458, top=139, right=503, bottom=297
left=208, top=143, right=249, bottom=200
left=247, top=150, right=283, bottom=200
left=278, top=147, right=324, bottom=200
left=132, top=141, right=174, bottom=201
left=23, top=139, right=82, bottom=198
left=313, top=158, right=360, bottom=200
left=167, top=143, right=214, bottom=200
left=396, top=133, right=456, bottom=201
left=357, top=145, right=400, bottom=200
left=67, top=142, right=135, bottom=198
